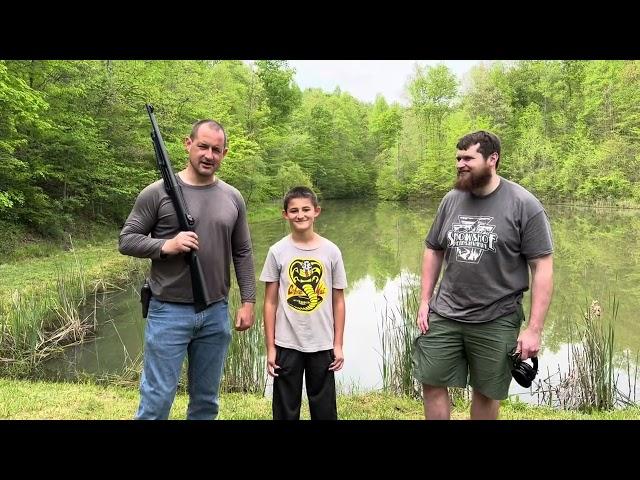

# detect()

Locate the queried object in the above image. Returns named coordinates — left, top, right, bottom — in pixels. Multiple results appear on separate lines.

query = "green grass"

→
left=0, top=235, right=147, bottom=371
left=0, top=202, right=276, bottom=378
left=0, top=237, right=141, bottom=305
left=0, top=200, right=278, bottom=304
left=247, top=202, right=281, bottom=223
left=4, top=212, right=640, bottom=418
left=2, top=378, right=640, bottom=420
left=379, top=273, right=421, bottom=398
left=0, top=208, right=268, bottom=381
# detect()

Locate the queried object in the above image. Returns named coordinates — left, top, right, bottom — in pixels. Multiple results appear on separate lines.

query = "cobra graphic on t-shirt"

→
left=287, top=259, right=327, bottom=312
left=446, top=215, right=499, bottom=264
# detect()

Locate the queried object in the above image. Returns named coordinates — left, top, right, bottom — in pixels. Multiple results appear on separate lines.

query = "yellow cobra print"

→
left=301, top=284, right=318, bottom=310
left=287, top=259, right=325, bottom=312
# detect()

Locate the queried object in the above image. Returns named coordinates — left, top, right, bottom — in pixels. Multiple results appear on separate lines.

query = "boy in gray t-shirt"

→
left=260, top=186, right=347, bottom=420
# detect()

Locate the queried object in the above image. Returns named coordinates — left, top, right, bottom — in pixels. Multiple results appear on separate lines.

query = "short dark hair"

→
left=456, top=130, right=501, bottom=168
left=190, top=119, right=227, bottom=147
left=283, top=186, right=319, bottom=211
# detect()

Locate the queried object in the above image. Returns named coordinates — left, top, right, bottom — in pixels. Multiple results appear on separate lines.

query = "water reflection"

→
left=47, top=200, right=640, bottom=402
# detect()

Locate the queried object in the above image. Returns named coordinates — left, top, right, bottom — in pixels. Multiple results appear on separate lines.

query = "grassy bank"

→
left=0, top=202, right=278, bottom=373
left=0, top=231, right=139, bottom=303
left=2, top=378, right=640, bottom=420
left=0, top=202, right=279, bottom=303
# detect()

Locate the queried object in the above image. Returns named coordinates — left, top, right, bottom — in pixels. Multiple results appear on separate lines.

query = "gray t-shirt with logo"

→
left=425, top=177, right=553, bottom=323
left=259, top=235, right=348, bottom=352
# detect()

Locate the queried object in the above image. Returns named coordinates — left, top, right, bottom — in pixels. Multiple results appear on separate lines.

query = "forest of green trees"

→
left=1, top=60, right=639, bottom=252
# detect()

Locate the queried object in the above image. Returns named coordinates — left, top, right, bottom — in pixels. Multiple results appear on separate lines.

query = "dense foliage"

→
left=2, top=60, right=639, bottom=251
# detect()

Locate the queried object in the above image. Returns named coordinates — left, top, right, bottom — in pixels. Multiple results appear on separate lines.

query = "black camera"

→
left=509, top=349, right=538, bottom=388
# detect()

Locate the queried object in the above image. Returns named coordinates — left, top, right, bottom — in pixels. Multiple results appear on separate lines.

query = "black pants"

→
left=272, top=346, right=337, bottom=420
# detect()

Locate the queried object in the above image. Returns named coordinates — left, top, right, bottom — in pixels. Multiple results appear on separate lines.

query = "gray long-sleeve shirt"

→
left=119, top=176, right=256, bottom=304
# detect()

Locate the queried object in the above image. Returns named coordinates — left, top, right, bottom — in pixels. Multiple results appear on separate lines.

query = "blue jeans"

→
left=135, top=297, right=232, bottom=420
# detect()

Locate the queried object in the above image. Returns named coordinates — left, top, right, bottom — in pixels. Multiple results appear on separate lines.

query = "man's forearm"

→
left=119, top=230, right=165, bottom=259
left=421, top=248, right=444, bottom=303
left=528, top=255, right=554, bottom=333
left=234, top=253, right=256, bottom=303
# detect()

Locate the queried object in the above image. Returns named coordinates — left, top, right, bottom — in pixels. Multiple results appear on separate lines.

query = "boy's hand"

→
left=267, top=346, right=280, bottom=377
left=328, top=345, right=344, bottom=371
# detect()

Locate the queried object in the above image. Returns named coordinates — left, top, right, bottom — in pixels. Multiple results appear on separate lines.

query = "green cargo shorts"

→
left=412, top=307, right=524, bottom=400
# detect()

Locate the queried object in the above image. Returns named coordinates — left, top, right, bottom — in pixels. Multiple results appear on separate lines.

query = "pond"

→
left=45, top=199, right=640, bottom=404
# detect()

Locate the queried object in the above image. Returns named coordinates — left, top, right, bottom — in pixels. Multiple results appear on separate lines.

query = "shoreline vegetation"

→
left=0, top=203, right=279, bottom=373
left=1, top=201, right=639, bottom=419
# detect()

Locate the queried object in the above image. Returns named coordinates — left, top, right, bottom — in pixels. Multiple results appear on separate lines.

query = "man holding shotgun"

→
left=119, top=106, right=256, bottom=420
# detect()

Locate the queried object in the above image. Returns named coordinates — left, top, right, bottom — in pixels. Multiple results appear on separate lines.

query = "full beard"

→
left=454, top=168, right=492, bottom=192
